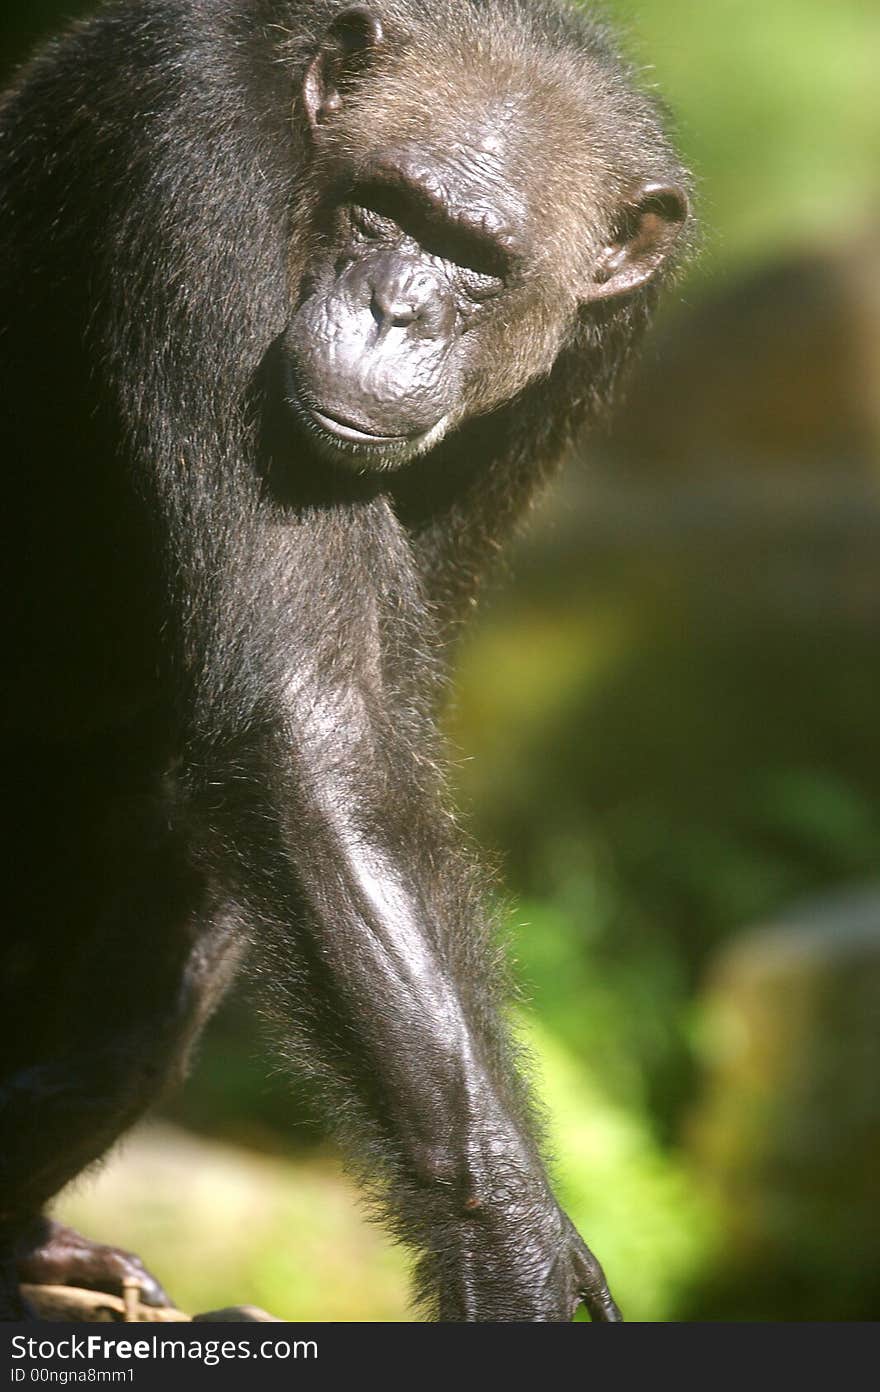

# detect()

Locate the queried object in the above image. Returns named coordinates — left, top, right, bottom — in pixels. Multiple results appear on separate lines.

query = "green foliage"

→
left=451, top=593, right=880, bottom=1123
left=605, top=0, right=880, bottom=280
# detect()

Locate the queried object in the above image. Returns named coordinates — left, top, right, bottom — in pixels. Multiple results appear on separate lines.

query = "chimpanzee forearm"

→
left=177, top=501, right=617, bottom=1321
left=198, top=734, right=615, bottom=1319
left=261, top=788, right=533, bottom=1190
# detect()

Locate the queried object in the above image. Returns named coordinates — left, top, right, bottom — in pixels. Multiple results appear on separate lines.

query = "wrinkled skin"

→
left=283, top=141, right=522, bottom=467
left=0, top=0, right=688, bottom=1321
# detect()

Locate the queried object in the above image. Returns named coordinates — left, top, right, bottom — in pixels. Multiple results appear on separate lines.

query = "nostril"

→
left=371, top=289, right=418, bottom=329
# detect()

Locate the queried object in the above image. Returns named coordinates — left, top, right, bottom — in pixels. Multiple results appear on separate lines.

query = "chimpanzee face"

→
left=281, top=7, right=688, bottom=472
left=283, top=140, right=528, bottom=469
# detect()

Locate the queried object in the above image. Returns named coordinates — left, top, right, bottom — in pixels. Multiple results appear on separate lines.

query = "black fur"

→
left=0, top=0, right=689, bottom=1320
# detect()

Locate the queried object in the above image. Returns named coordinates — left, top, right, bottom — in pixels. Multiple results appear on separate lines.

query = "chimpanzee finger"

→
left=575, top=1247, right=623, bottom=1322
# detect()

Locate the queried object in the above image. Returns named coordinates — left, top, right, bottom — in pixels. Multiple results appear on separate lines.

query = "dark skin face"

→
left=282, top=8, right=688, bottom=472
left=284, top=151, right=512, bottom=466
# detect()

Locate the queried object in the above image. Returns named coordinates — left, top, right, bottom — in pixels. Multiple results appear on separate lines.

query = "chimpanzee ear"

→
left=586, top=182, right=689, bottom=301
left=303, top=7, right=384, bottom=131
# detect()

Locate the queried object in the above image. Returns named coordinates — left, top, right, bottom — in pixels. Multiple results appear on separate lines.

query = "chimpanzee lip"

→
left=285, top=376, right=448, bottom=467
left=308, top=406, right=410, bottom=446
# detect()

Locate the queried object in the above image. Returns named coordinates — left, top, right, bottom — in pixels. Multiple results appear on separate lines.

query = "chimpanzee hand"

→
left=431, top=1195, right=621, bottom=1322
left=558, top=1210, right=623, bottom=1322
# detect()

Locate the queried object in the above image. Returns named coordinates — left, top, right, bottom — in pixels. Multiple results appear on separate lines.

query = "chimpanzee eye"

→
left=457, top=265, right=504, bottom=302
left=351, top=204, right=397, bottom=239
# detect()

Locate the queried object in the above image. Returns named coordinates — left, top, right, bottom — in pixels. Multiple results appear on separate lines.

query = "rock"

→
left=687, top=886, right=880, bottom=1318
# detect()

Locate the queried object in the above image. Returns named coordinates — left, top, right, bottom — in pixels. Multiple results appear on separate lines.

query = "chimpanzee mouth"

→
left=286, top=381, right=449, bottom=469
left=308, top=405, right=410, bottom=447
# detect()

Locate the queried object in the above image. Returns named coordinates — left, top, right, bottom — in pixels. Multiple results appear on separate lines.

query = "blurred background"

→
left=4, top=0, right=879, bottom=1321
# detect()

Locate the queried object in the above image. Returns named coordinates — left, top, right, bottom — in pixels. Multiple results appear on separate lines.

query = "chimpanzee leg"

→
left=0, top=910, right=241, bottom=1317
left=0, top=753, right=242, bottom=1318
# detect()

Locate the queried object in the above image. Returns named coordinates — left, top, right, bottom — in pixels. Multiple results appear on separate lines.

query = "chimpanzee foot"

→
left=15, top=1218, right=171, bottom=1308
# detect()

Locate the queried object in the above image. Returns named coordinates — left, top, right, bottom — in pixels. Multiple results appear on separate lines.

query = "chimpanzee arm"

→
left=176, top=493, right=618, bottom=1322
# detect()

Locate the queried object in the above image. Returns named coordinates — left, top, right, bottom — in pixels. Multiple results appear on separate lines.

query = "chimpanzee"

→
left=0, top=0, right=690, bottom=1321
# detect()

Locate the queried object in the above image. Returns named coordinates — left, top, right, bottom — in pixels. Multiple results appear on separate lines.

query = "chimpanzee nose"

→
left=372, top=285, right=417, bottom=328
left=368, top=257, right=439, bottom=332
